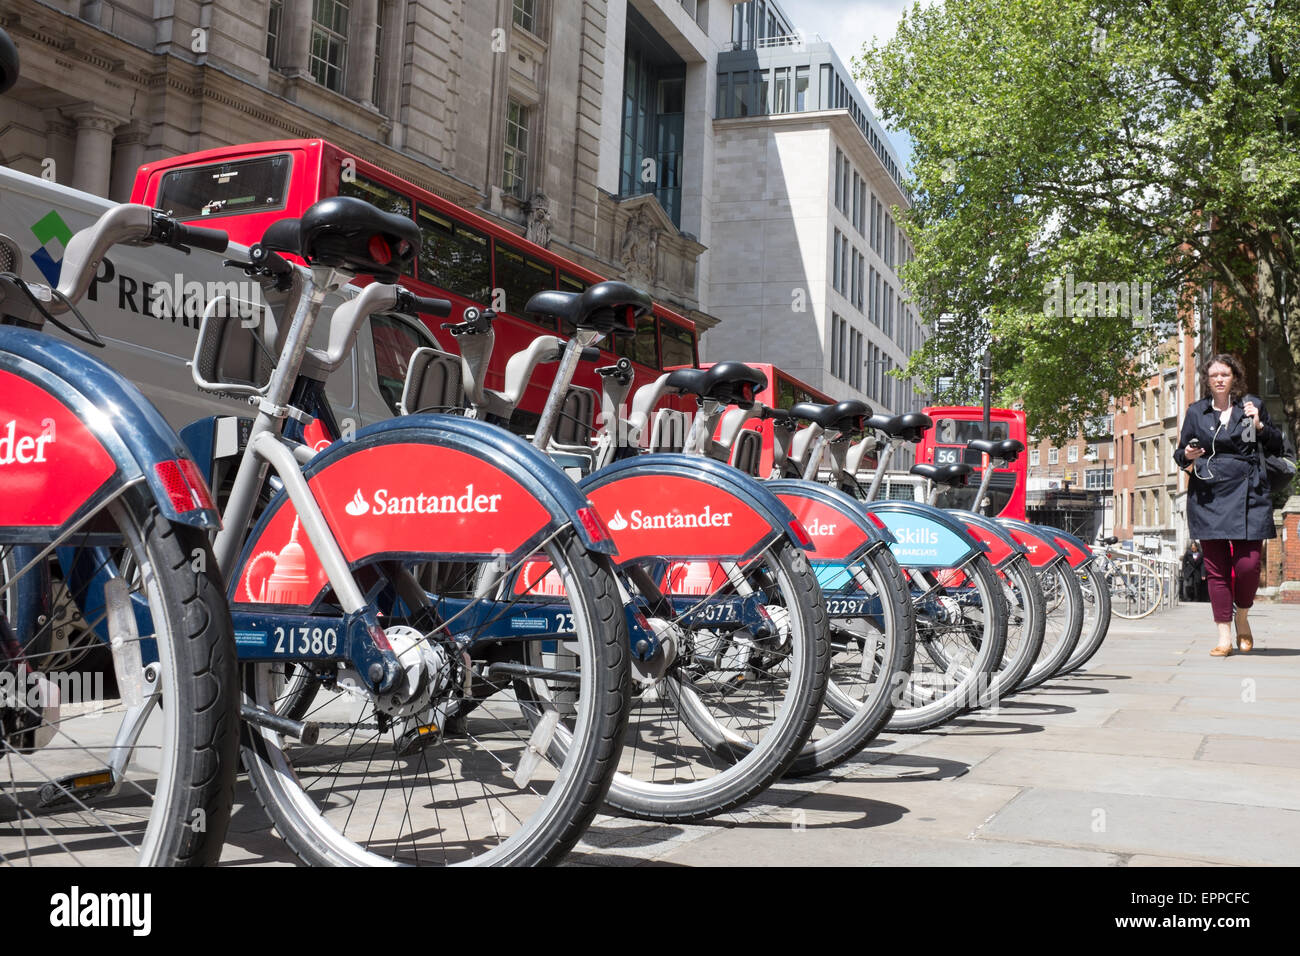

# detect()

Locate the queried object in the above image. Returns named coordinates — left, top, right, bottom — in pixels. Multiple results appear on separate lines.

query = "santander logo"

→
left=0, top=420, right=55, bottom=465
left=804, top=518, right=838, bottom=537
left=342, top=484, right=504, bottom=518
left=606, top=505, right=734, bottom=532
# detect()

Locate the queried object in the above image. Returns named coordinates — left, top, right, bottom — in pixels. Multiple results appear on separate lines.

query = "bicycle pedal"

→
left=394, top=721, right=443, bottom=756
left=38, top=770, right=116, bottom=808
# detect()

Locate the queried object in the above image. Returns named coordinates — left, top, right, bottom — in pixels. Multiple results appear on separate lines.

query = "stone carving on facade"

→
left=524, top=192, right=552, bottom=247
left=619, top=206, right=659, bottom=287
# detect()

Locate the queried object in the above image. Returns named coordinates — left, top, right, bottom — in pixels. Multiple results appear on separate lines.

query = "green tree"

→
left=860, top=0, right=1300, bottom=444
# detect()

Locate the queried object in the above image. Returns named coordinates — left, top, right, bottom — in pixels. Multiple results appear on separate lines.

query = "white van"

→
left=0, top=166, right=430, bottom=433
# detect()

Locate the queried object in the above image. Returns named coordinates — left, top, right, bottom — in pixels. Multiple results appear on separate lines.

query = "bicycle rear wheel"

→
left=0, top=486, right=237, bottom=865
left=1017, top=561, right=1084, bottom=690
left=240, top=527, right=629, bottom=866
left=1109, top=559, right=1162, bottom=619
left=1059, top=564, right=1112, bottom=672
left=886, top=554, right=1007, bottom=732
left=986, top=555, right=1046, bottom=701
left=597, top=536, right=830, bottom=819
left=786, top=545, right=914, bottom=776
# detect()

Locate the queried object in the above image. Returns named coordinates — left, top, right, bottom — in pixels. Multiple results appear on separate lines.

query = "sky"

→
left=781, top=0, right=917, bottom=170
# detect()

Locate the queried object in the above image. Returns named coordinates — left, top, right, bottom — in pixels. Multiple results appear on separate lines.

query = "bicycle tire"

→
left=886, top=553, right=1007, bottom=732
left=1109, top=559, right=1163, bottom=620
left=240, top=527, right=629, bottom=866
left=595, top=536, right=830, bottom=820
left=0, top=486, right=238, bottom=866
left=786, top=545, right=915, bottom=777
left=1059, top=563, right=1112, bottom=673
left=986, top=554, right=1046, bottom=700
left=1017, top=561, right=1084, bottom=690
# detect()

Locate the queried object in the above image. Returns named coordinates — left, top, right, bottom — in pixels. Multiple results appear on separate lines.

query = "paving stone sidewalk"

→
left=563, top=600, right=1300, bottom=866
left=216, top=599, right=1300, bottom=866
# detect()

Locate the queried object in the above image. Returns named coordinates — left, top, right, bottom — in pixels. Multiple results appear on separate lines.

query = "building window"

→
left=267, top=0, right=283, bottom=63
left=503, top=100, right=530, bottom=198
left=773, top=67, right=791, bottom=112
left=1068, top=445, right=1079, bottom=462
left=1030, top=449, right=1040, bottom=467
left=851, top=332, right=863, bottom=390
left=513, top=0, right=537, bottom=34
left=856, top=253, right=865, bottom=311
left=310, top=0, right=350, bottom=93
left=795, top=66, right=809, bottom=110
left=832, top=230, right=842, bottom=294
left=1048, top=447, right=1059, bottom=465
left=834, top=150, right=843, bottom=209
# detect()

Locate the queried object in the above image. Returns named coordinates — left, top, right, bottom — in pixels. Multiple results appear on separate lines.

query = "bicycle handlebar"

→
left=396, top=288, right=452, bottom=318
left=49, top=205, right=229, bottom=315
left=158, top=215, right=230, bottom=254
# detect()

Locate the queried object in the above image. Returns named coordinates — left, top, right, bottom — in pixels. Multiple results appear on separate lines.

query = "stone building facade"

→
left=0, top=0, right=719, bottom=329
left=705, top=2, right=926, bottom=414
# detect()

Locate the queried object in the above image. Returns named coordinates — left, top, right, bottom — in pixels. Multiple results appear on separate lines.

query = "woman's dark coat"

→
left=1173, top=393, right=1283, bottom=541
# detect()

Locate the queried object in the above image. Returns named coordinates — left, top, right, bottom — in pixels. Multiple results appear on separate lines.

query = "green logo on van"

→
left=30, top=210, right=73, bottom=285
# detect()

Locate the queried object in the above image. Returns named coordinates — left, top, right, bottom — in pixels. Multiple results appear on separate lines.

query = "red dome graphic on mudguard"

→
left=1005, top=527, right=1057, bottom=568
left=0, top=371, right=116, bottom=528
left=239, top=443, right=551, bottom=606
left=585, top=474, right=771, bottom=561
left=774, top=492, right=868, bottom=562
left=952, top=516, right=1015, bottom=566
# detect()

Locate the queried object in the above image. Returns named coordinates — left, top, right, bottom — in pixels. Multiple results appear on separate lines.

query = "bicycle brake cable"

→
left=1, top=273, right=106, bottom=348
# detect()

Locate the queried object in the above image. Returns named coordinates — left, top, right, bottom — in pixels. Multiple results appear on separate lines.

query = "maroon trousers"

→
left=1199, top=539, right=1263, bottom=623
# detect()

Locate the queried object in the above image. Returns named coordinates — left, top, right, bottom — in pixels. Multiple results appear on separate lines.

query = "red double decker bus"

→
left=129, top=139, right=699, bottom=433
left=915, top=406, right=1029, bottom=520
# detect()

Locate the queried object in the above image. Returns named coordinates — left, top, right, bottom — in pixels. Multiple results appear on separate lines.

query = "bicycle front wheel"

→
left=241, top=527, right=629, bottom=866
left=0, top=486, right=238, bottom=866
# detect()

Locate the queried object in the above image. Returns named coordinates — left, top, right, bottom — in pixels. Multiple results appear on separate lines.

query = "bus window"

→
left=369, top=312, right=435, bottom=414
left=495, top=242, right=556, bottom=323
left=339, top=172, right=412, bottom=218
left=416, top=206, right=492, bottom=303
left=776, top=375, right=815, bottom=410
left=660, top=318, right=696, bottom=369
left=613, top=314, right=658, bottom=367
left=157, top=154, right=293, bottom=220
left=934, top=418, right=1009, bottom=444
left=558, top=273, right=588, bottom=294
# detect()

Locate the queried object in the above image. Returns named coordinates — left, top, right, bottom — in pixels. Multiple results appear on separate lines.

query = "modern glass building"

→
left=706, top=0, right=926, bottom=429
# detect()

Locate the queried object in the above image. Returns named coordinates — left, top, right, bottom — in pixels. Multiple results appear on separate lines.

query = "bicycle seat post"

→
left=213, top=266, right=336, bottom=574
left=681, top=397, right=724, bottom=457
left=532, top=327, right=602, bottom=450
left=863, top=439, right=899, bottom=502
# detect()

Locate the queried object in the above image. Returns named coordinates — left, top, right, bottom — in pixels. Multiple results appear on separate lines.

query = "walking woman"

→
left=1174, top=354, right=1284, bottom=656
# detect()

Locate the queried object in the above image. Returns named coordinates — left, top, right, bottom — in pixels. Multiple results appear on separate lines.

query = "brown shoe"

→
left=1210, top=645, right=1233, bottom=657
left=1237, top=630, right=1253, bottom=653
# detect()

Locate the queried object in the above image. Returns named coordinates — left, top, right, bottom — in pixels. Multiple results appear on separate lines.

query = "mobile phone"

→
left=1186, top=438, right=1202, bottom=449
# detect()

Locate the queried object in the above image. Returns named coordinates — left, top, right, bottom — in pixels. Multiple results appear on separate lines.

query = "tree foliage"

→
left=859, top=0, right=1300, bottom=444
